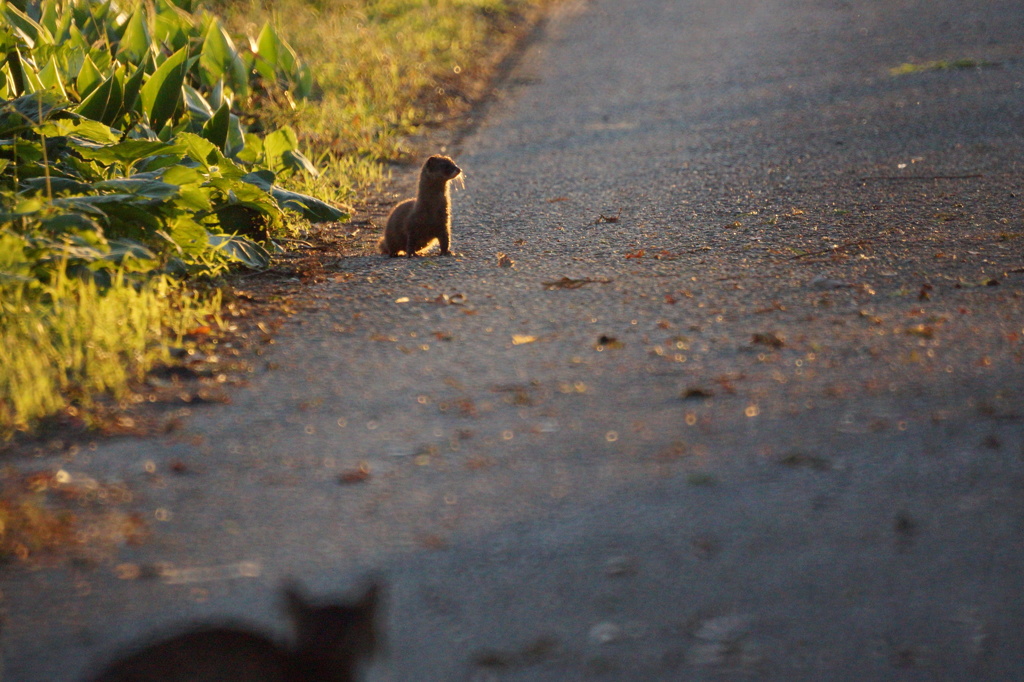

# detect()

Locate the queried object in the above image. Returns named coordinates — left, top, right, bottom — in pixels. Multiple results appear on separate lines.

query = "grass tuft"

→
left=1, top=265, right=220, bottom=439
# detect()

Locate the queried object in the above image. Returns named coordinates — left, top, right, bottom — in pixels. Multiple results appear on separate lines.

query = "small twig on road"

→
left=542, top=276, right=613, bottom=290
left=788, top=239, right=873, bottom=260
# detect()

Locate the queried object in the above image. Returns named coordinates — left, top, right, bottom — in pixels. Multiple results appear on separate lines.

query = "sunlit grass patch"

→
left=1, top=265, right=220, bottom=439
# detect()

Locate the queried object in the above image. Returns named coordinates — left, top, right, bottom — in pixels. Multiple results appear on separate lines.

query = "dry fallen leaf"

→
left=433, top=293, right=467, bottom=305
left=496, top=252, right=515, bottom=268
left=338, top=463, right=371, bottom=485
left=752, top=332, right=785, bottom=349
left=595, top=335, right=624, bottom=350
left=681, top=387, right=714, bottom=400
left=512, top=334, right=538, bottom=345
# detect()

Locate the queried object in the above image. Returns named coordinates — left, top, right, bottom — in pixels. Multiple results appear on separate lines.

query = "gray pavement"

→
left=5, top=0, right=1024, bottom=679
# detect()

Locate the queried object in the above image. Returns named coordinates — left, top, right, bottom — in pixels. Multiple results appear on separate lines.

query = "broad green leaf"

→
left=74, top=70, right=125, bottom=126
left=161, top=164, right=203, bottom=186
left=122, top=59, right=148, bottom=115
left=7, top=47, right=29, bottom=95
left=263, top=125, right=298, bottom=169
left=225, top=112, right=245, bottom=157
left=140, top=45, right=188, bottom=132
left=201, top=100, right=229, bottom=150
left=38, top=212, right=104, bottom=235
left=235, top=132, right=263, bottom=164
left=208, top=233, right=270, bottom=268
left=107, top=238, right=158, bottom=270
left=117, top=10, right=152, bottom=66
left=254, top=22, right=279, bottom=79
left=74, top=139, right=180, bottom=166
left=55, top=45, right=86, bottom=87
left=275, top=34, right=298, bottom=77
left=19, top=57, right=47, bottom=95
left=21, top=177, right=94, bottom=195
left=98, top=200, right=164, bottom=234
left=183, top=83, right=214, bottom=122
left=0, top=92, right=67, bottom=134
left=94, top=178, right=180, bottom=200
left=177, top=131, right=219, bottom=166
left=153, top=0, right=193, bottom=48
left=3, top=4, right=48, bottom=48
left=66, top=24, right=91, bottom=54
left=281, top=149, right=319, bottom=177
left=75, top=54, right=103, bottom=98
left=41, top=0, right=66, bottom=38
left=168, top=215, right=210, bottom=255
left=41, top=117, right=120, bottom=144
left=38, top=55, right=67, bottom=99
left=270, top=187, right=347, bottom=223
left=176, top=185, right=214, bottom=212
left=208, top=78, right=224, bottom=110
left=295, top=64, right=314, bottom=99
left=135, top=153, right=188, bottom=173
left=238, top=170, right=345, bottom=222
left=239, top=169, right=275, bottom=191
left=200, top=19, right=248, bottom=97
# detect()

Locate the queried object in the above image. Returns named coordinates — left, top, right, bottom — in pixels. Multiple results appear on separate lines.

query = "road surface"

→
left=4, top=0, right=1024, bottom=679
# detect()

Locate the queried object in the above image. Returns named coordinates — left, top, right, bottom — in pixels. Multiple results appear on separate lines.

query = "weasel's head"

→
left=423, top=154, right=461, bottom=182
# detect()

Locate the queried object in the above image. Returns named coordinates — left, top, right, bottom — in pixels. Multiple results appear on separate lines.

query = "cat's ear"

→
left=355, top=579, right=382, bottom=613
left=281, top=579, right=312, bottom=620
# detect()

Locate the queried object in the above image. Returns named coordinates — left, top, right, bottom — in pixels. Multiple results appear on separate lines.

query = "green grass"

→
left=1, top=264, right=220, bottom=439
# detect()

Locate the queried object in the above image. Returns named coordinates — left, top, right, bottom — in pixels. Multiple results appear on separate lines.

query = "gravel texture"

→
left=4, top=0, right=1024, bottom=680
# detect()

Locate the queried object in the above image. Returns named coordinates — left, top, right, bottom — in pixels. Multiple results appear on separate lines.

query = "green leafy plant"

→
left=1, top=0, right=346, bottom=438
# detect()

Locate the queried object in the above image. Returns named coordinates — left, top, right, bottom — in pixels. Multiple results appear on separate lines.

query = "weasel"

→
left=378, top=155, right=461, bottom=257
left=87, top=581, right=381, bottom=682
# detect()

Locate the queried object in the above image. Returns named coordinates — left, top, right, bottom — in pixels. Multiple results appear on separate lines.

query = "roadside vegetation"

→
left=1, top=0, right=548, bottom=445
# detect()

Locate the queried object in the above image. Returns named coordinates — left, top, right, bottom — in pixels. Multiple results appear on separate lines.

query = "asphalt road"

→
left=5, top=0, right=1024, bottom=680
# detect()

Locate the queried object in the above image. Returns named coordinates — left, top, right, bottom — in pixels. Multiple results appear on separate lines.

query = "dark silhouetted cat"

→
left=87, top=580, right=381, bottom=682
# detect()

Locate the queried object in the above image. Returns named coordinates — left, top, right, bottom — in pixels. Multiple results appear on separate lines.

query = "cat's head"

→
left=284, top=579, right=383, bottom=680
